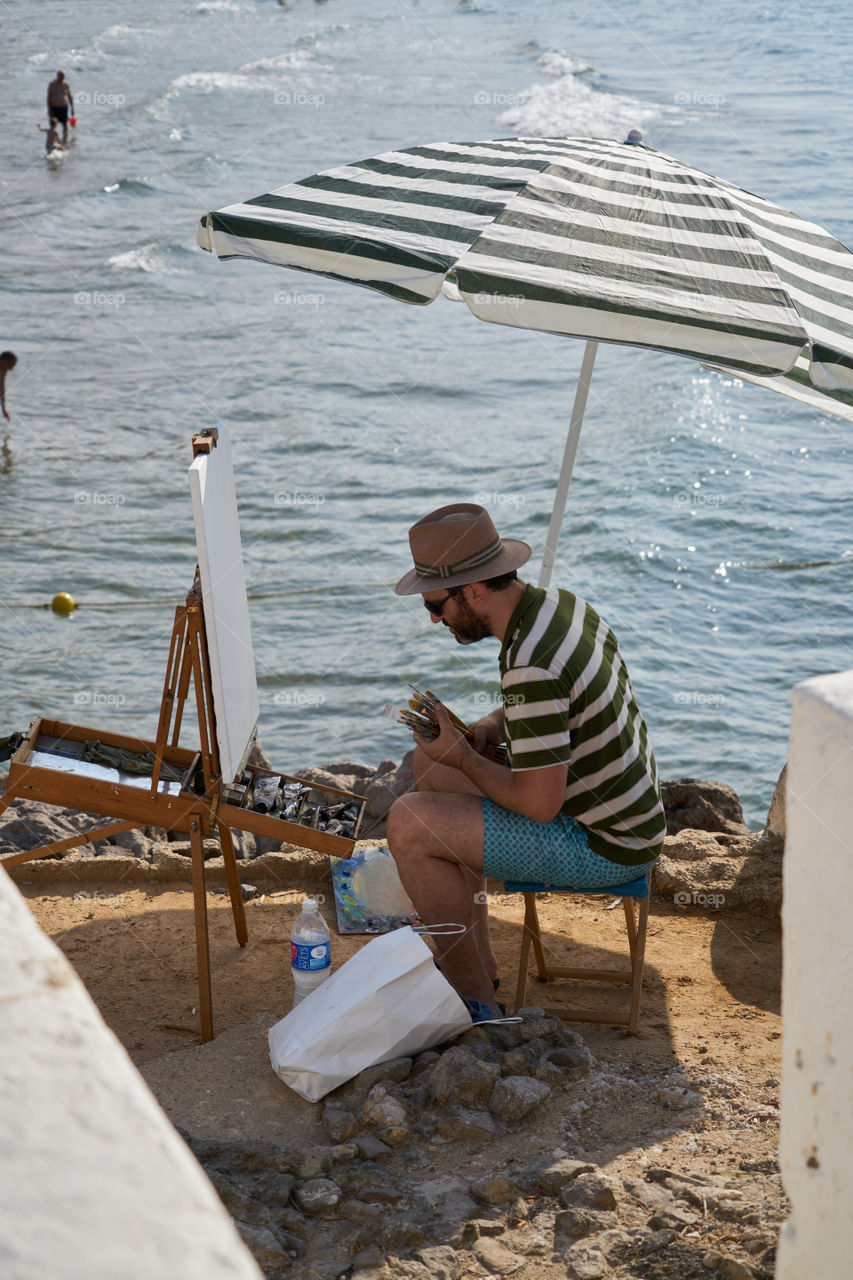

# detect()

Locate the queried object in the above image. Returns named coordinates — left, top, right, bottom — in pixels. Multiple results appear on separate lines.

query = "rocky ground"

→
left=2, top=763, right=787, bottom=1280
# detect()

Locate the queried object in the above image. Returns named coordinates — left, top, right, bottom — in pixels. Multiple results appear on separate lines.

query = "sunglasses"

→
left=423, top=584, right=466, bottom=617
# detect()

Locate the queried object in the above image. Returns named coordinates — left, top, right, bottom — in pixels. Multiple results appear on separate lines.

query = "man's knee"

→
left=386, top=792, right=422, bottom=854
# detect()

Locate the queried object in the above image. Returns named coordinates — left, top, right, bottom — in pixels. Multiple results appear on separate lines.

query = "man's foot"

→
left=462, top=997, right=504, bottom=1024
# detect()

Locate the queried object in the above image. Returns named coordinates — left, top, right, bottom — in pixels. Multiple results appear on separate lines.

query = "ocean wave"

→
left=497, top=49, right=658, bottom=139
left=239, top=49, right=321, bottom=74
left=55, top=23, right=154, bottom=67
left=102, top=177, right=158, bottom=195
left=107, top=243, right=195, bottom=275
left=539, top=50, right=593, bottom=77
left=167, top=70, right=267, bottom=95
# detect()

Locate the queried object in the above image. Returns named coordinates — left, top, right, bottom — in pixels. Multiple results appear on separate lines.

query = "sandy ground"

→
left=21, top=878, right=785, bottom=1277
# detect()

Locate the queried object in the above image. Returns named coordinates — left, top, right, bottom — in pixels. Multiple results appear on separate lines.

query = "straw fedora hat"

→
left=395, top=503, right=531, bottom=595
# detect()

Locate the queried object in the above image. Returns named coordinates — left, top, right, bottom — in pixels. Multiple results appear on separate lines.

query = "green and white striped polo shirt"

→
left=500, top=585, right=666, bottom=866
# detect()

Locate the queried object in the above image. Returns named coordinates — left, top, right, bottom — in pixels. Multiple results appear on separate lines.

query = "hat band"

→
left=413, top=535, right=503, bottom=581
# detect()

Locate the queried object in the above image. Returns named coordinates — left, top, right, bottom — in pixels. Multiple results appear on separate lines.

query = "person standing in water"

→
left=46, top=71, right=74, bottom=142
left=0, top=352, right=17, bottom=422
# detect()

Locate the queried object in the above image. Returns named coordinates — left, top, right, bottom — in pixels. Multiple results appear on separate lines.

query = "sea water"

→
left=2, top=0, right=852, bottom=826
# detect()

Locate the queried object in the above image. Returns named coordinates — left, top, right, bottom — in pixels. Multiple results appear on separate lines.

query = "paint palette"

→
left=330, top=841, right=419, bottom=934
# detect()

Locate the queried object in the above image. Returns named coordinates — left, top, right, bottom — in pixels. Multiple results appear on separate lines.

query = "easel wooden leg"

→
left=218, top=822, right=248, bottom=947
left=189, top=816, right=214, bottom=1043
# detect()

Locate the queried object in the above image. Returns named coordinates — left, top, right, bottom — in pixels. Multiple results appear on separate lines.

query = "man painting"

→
left=386, top=503, right=666, bottom=1022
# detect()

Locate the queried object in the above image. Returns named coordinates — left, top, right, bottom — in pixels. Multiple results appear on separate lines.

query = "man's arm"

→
left=418, top=703, right=567, bottom=823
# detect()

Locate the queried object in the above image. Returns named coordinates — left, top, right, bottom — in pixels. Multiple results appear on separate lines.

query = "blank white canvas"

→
left=188, top=425, right=259, bottom=784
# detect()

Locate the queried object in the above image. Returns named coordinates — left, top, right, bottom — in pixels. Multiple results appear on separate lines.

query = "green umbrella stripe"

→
left=298, top=154, right=546, bottom=192
left=782, top=291, right=853, bottom=346
left=482, top=210, right=788, bottom=276
left=247, top=181, right=515, bottom=219
left=375, top=142, right=557, bottom=173
left=461, top=242, right=806, bottom=320
left=457, top=276, right=805, bottom=357
left=214, top=201, right=481, bottom=254
left=511, top=185, right=786, bottom=238
left=207, top=212, right=462, bottom=276
left=811, top=342, right=853, bottom=374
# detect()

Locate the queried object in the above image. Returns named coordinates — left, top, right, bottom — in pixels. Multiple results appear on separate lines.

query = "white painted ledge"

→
left=777, top=669, right=853, bottom=1280
left=0, top=868, right=262, bottom=1280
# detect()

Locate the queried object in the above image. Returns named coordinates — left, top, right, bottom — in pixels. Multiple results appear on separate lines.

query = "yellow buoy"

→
left=51, top=592, right=76, bottom=614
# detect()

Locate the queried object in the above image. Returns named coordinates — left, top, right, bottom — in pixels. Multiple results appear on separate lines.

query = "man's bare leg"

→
left=410, top=747, right=499, bottom=986
left=386, top=789, right=497, bottom=1005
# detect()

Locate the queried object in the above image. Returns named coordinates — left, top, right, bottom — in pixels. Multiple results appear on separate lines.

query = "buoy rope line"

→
left=13, top=583, right=397, bottom=613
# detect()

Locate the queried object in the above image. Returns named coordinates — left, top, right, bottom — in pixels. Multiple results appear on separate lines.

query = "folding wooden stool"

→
left=504, top=872, right=651, bottom=1034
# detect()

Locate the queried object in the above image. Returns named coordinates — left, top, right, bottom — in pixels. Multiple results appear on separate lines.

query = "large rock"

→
left=764, top=764, right=786, bottom=840
left=425, top=1046, right=499, bottom=1107
left=655, top=828, right=782, bottom=913
left=660, top=778, right=751, bottom=836
left=360, top=753, right=416, bottom=837
left=488, top=1075, right=552, bottom=1121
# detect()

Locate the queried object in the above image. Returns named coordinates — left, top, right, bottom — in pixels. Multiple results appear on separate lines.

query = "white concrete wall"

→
left=777, top=669, right=853, bottom=1280
left=0, top=868, right=262, bottom=1280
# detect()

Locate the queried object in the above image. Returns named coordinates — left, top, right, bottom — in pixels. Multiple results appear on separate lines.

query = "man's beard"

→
left=444, top=595, right=492, bottom=644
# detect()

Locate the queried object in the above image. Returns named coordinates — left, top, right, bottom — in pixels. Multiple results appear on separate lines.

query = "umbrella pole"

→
left=537, top=340, right=598, bottom=589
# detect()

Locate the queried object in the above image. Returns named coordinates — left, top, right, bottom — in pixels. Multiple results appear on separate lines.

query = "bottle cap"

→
left=303, top=897, right=317, bottom=910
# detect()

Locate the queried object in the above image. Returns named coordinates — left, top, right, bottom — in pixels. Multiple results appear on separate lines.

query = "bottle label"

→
left=291, top=940, right=330, bottom=971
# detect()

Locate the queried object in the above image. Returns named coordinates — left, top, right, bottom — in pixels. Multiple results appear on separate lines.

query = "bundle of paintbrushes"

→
left=387, top=686, right=509, bottom=765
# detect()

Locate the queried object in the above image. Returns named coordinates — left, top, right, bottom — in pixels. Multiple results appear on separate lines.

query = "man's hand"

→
left=413, top=701, right=471, bottom=772
left=470, top=706, right=504, bottom=756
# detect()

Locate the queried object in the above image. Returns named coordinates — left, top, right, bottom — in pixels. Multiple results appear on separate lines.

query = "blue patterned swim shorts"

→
left=481, top=798, right=657, bottom=888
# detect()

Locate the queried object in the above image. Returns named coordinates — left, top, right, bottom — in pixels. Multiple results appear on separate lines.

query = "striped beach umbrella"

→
left=198, top=135, right=853, bottom=579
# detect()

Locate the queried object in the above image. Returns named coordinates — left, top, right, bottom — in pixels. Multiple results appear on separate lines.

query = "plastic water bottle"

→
left=290, top=898, right=331, bottom=1006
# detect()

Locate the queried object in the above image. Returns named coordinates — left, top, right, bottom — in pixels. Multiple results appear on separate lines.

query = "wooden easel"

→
left=0, top=573, right=248, bottom=1042
left=0, top=429, right=363, bottom=1041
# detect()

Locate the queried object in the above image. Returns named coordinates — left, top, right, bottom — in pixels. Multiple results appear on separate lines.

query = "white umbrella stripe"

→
left=270, top=164, right=533, bottom=206
left=466, top=297, right=803, bottom=372
left=470, top=221, right=801, bottom=297
left=233, top=187, right=502, bottom=236
left=461, top=253, right=808, bottom=330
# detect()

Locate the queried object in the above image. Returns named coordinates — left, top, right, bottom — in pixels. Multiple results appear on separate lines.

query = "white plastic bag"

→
left=268, top=925, right=471, bottom=1101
